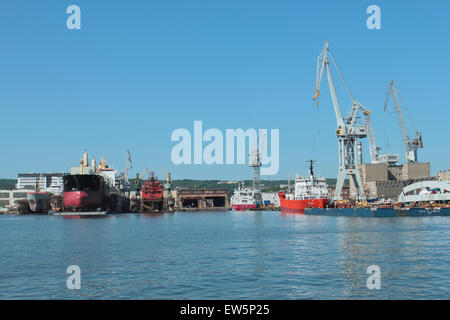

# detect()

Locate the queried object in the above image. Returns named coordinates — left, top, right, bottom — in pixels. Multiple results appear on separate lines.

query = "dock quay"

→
left=176, top=206, right=231, bottom=212
left=50, top=211, right=107, bottom=216
left=304, top=207, right=450, bottom=217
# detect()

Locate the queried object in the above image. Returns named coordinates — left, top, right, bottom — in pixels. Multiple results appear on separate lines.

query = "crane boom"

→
left=384, top=80, right=423, bottom=163
left=315, top=42, right=345, bottom=128
left=125, top=150, right=132, bottom=183
left=365, top=115, right=379, bottom=163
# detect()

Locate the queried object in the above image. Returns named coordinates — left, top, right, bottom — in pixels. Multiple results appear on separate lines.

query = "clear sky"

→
left=0, top=0, right=448, bottom=180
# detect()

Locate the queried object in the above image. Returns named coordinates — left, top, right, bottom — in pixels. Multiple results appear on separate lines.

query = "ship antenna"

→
left=307, top=160, right=317, bottom=177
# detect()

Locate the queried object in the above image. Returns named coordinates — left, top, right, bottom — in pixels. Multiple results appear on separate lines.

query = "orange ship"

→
left=278, top=160, right=331, bottom=214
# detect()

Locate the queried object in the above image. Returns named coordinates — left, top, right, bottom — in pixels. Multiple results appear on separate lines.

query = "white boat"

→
left=231, top=183, right=262, bottom=211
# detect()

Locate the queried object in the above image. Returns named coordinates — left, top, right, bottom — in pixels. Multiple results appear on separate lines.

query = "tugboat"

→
left=231, top=136, right=264, bottom=211
left=140, top=171, right=164, bottom=212
left=278, top=160, right=331, bottom=214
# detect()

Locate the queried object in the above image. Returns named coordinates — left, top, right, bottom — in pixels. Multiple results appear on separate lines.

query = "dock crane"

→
left=384, top=80, right=423, bottom=163
left=134, top=168, right=148, bottom=194
left=119, top=150, right=133, bottom=193
left=365, top=115, right=399, bottom=165
left=125, top=150, right=132, bottom=183
left=313, top=42, right=369, bottom=201
left=161, top=168, right=173, bottom=192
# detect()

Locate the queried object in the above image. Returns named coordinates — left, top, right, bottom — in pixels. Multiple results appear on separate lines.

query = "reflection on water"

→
left=0, top=212, right=449, bottom=299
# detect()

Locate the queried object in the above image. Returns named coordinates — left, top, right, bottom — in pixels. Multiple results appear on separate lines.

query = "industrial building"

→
left=438, top=170, right=450, bottom=181
left=0, top=190, right=29, bottom=211
left=16, top=173, right=65, bottom=191
left=349, top=162, right=431, bottom=200
left=262, top=192, right=280, bottom=207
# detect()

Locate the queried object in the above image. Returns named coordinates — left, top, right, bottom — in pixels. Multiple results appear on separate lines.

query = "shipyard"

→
left=1, top=43, right=448, bottom=218
left=1, top=1, right=450, bottom=303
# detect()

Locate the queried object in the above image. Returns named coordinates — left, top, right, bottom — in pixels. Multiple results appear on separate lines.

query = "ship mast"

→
left=308, top=160, right=316, bottom=178
left=307, top=160, right=317, bottom=188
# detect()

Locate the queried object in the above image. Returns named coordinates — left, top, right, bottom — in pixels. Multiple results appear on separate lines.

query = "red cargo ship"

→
left=63, top=150, right=130, bottom=213
left=278, top=161, right=331, bottom=214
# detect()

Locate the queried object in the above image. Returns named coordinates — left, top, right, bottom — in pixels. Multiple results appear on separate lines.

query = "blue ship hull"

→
left=304, top=207, right=450, bottom=217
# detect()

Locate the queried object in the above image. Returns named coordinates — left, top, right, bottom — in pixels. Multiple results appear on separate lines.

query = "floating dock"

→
left=304, top=207, right=450, bottom=217
left=50, top=211, right=107, bottom=216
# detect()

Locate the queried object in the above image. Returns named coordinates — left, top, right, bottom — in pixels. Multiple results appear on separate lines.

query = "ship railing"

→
left=295, top=195, right=330, bottom=200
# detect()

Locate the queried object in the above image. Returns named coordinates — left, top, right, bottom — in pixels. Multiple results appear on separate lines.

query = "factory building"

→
left=349, top=162, right=431, bottom=200
left=16, top=173, right=65, bottom=191
left=262, top=192, right=280, bottom=207
left=438, top=170, right=450, bottom=181
left=0, top=190, right=29, bottom=211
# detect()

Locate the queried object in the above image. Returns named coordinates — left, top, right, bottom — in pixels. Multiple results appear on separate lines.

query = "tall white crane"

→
left=248, top=132, right=265, bottom=203
left=313, top=42, right=369, bottom=201
left=384, top=80, right=423, bottom=163
left=365, top=114, right=399, bottom=165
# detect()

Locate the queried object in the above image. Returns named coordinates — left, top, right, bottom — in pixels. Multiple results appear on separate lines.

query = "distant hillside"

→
left=130, top=178, right=338, bottom=197
left=0, top=179, right=16, bottom=190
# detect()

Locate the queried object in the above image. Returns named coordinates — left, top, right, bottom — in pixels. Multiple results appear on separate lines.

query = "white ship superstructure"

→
left=231, top=183, right=259, bottom=210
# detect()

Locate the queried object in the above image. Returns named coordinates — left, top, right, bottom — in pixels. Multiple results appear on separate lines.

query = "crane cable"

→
left=395, top=83, right=418, bottom=134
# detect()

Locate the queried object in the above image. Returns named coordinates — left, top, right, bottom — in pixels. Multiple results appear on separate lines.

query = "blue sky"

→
left=0, top=0, right=448, bottom=180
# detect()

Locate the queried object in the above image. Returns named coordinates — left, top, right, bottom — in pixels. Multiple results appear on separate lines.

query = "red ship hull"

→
left=232, top=204, right=257, bottom=211
left=64, top=191, right=103, bottom=210
left=278, top=192, right=331, bottom=214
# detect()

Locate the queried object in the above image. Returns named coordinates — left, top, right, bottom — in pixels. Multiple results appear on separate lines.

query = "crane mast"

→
left=384, top=80, right=423, bottom=163
left=314, top=42, right=368, bottom=201
left=125, top=150, right=132, bottom=183
left=248, top=133, right=264, bottom=204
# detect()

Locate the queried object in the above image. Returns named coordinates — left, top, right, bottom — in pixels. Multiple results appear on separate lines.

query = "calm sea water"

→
left=0, top=211, right=449, bottom=299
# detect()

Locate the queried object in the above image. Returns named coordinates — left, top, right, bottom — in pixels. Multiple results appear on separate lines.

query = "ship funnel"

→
left=83, top=150, right=88, bottom=167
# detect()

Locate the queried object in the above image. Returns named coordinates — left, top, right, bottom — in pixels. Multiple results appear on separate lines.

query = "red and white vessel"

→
left=231, top=184, right=261, bottom=211
left=278, top=160, right=331, bottom=214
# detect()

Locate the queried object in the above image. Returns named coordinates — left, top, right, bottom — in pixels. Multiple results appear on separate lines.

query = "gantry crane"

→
left=313, top=42, right=369, bottom=201
left=384, top=80, right=423, bottom=163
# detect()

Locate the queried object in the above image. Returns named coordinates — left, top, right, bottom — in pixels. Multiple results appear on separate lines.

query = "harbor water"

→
left=1, top=211, right=450, bottom=299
